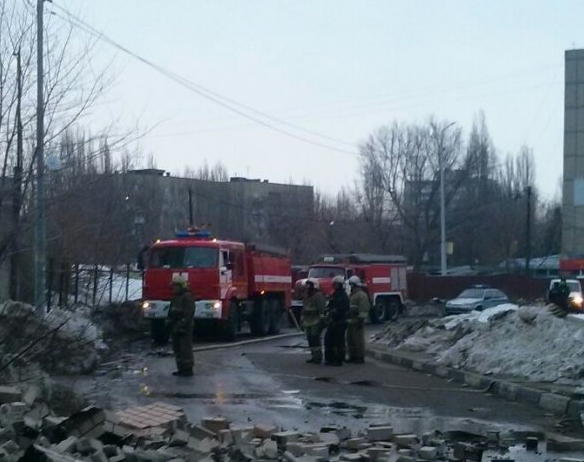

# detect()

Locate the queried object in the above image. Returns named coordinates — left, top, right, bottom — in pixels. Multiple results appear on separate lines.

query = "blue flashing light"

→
left=175, top=229, right=212, bottom=239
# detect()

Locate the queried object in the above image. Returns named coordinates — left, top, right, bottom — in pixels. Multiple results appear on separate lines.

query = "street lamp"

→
left=438, top=122, right=456, bottom=276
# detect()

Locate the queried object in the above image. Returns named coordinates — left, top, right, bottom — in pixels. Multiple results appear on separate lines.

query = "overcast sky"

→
left=54, top=1, right=582, bottom=200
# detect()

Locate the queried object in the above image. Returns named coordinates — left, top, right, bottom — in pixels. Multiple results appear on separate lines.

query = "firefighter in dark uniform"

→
left=301, top=278, right=327, bottom=364
left=346, top=276, right=370, bottom=364
left=548, top=278, right=571, bottom=318
left=324, top=276, right=349, bottom=366
left=167, top=274, right=195, bottom=376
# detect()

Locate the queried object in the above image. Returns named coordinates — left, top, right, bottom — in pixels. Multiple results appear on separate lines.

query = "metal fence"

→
left=47, top=261, right=143, bottom=310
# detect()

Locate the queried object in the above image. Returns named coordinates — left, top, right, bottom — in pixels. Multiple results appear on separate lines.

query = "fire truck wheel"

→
left=151, top=319, right=169, bottom=345
left=222, top=301, right=239, bottom=342
left=268, top=299, right=283, bottom=335
left=386, top=299, right=400, bottom=322
left=251, top=298, right=271, bottom=336
left=370, top=299, right=385, bottom=324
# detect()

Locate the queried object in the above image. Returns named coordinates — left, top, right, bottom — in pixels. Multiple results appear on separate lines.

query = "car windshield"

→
left=149, top=246, right=218, bottom=269
left=458, top=288, right=485, bottom=299
left=568, top=281, right=581, bottom=292
left=308, top=267, right=345, bottom=278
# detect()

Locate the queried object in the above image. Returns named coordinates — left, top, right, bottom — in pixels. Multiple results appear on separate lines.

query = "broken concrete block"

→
left=218, top=429, right=233, bottom=445
left=366, top=426, right=393, bottom=442
left=321, top=425, right=351, bottom=441
left=301, top=443, right=329, bottom=457
left=418, top=446, right=437, bottom=460
left=286, top=442, right=306, bottom=456
left=346, top=438, right=366, bottom=450
left=231, top=425, right=255, bottom=445
left=76, top=437, right=98, bottom=456
left=109, top=455, right=128, bottom=462
left=340, top=454, right=364, bottom=461
left=390, top=434, right=419, bottom=448
left=0, top=402, right=27, bottom=429
left=202, top=417, right=229, bottom=434
left=255, top=439, right=279, bottom=459
left=187, top=437, right=219, bottom=453
left=558, top=458, right=584, bottom=462
left=170, top=429, right=190, bottom=447
left=273, top=430, right=300, bottom=446
left=189, top=424, right=217, bottom=440
left=254, top=423, right=278, bottom=439
left=0, top=386, right=22, bottom=404
left=54, top=436, right=78, bottom=454
left=547, top=435, right=584, bottom=452
left=43, top=415, right=67, bottom=428
left=394, top=457, right=415, bottom=462
left=103, top=444, right=119, bottom=457
left=22, top=386, right=41, bottom=407
left=453, top=442, right=482, bottom=462
left=525, top=436, right=538, bottom=451
left=316, top=432, right=339, bottom=445
left=366, top=446, right=392, bottom=461
left=91, top=449, right=110, bottom=462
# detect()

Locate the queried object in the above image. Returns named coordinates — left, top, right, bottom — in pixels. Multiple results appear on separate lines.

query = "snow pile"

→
left=0, top=301, right=106, bottom=377
left=375, top=304, right=584, bottom=385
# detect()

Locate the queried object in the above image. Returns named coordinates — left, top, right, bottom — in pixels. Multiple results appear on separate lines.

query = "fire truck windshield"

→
left=149, top=246, right=218, bottom=269
left=307, top=267, right=345, bottom=279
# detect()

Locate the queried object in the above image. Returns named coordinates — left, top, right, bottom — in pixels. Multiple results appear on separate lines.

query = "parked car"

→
left=444, top=285, right=509, bottom=315
left=547, top=278, right=583, bottom=312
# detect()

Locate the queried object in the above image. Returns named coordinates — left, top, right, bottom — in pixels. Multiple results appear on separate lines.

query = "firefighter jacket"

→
left=301, top=290, right=326, bottom=330
left=348, top=288, right=370, bottom=325
left=326, top=287, right=349, bottom=327
left=167, top=289, right=195, bottom=336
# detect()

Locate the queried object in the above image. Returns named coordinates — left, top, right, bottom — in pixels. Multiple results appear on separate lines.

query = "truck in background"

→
left=292, top=253, right=408, bottom=322
left=141, top=229, right=292, bottom=342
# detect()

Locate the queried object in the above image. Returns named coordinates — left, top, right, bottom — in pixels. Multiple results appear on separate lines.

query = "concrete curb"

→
left=367, top=346, right=584, bottom=417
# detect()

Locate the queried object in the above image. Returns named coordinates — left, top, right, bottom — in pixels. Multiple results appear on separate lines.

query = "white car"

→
left=445, top=285, right=509, bottom=315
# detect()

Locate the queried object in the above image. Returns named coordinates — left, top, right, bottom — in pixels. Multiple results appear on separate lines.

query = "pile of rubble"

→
left=0, top=301, right=107, bottom=378
left=1, top=382, right=578, bottom=462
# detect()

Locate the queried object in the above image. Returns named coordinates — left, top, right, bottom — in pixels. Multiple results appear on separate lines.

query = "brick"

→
left=341, top=454, right=364, bottom=461
left=418, top=446, right=437, bottom=460
left=254, top=423, right=278, bottom=439
left=0, top=386, right=22, bottom=404
left=366, top=426, right=393, bottom=442
left=390, top=434, right=419, bottom=448
left=366, top=446, right=392, bottom=461
left=346, top=438, right=366, bottom=450
left=273, top=431, right=300, bottom=446
left=301, top=444, right=328, bottom=457
left=202, top=417, right=230, bottom=434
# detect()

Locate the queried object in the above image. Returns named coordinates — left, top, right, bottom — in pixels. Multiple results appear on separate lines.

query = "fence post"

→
left=93, top=265, right=98, bottom=307
left=126, top=264, right=130, bottom=301
left=74, top=263, right=79, bottom=304
left=109, top=267, right=114, bottom=304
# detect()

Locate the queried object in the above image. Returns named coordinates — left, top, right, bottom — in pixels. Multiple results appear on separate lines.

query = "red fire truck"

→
left=141, top=230, right=292, bottom=342
left=292, top=253, right=408, bottom=322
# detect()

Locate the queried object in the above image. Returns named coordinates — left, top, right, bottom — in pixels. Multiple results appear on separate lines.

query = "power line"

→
left=49, top=2, right=359, bottom=156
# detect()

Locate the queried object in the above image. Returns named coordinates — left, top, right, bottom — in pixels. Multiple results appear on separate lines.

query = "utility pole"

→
left=439, top=122, right=456, bottom=276
left=10, top=48, right=23, bottom=301
left=34, top=0, right=46, bottom=310
left=525, top=185, right=532, bottom=276
left=188, top=188, right=194, bottom=227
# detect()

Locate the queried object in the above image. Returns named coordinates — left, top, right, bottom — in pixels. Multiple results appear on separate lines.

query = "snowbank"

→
left=375, top=304, right=584, bottom=385
left=0, top=301, right=106, bottom=377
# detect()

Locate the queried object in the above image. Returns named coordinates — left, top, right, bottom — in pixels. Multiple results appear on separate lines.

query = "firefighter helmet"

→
left=171, top=274, right=188, bottom=288
left=305, top=278, right=319, bottom=290
left=332, top=275, right=345, bottom=286
left=348, top=275, right=362, bottom=286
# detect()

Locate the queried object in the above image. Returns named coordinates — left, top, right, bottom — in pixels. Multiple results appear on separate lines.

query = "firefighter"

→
left=324, top=275, right=350, bottom=366
left=548, top=278, right=570, bottom=318
left=346, top=276, right=370, bottom=364
left=301, top=278, right=327, bottom=364
left=166, top=274, right=195, bottom=376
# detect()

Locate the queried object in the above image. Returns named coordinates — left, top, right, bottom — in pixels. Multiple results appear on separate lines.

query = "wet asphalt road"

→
left=57, top=324, right=577, bottom=439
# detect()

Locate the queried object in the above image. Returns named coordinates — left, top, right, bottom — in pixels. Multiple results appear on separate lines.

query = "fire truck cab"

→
left=292, top=253, right=408, bottom=322
left=141, top=230, right=292, bottom=342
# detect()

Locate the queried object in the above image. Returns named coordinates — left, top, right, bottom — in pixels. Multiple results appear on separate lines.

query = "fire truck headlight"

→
left=142, top=301, right=150, bottom=310
left=573, top=295, right=583, bottom=307
left=213, top=301, right=222, bottom=310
